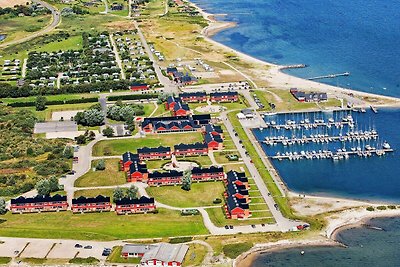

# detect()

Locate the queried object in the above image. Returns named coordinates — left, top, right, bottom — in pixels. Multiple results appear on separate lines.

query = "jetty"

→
left=280, top=64, right=307, bottom=70
left=272, top=148, right=394, bottom=161
left=263, top=131, right=378, bottom=146
left=370, top=106, right=378, bottom=114
left=264, top=119, right=353, bottom=131
left=308, top=72, right=350, bottom=81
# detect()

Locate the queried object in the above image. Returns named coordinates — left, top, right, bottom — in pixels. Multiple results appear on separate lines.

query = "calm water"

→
left=191, top=0, right=400, bottom=97
left=253, top=108, right=400, bottom=202
left=252, top=217, right=400, bottom=267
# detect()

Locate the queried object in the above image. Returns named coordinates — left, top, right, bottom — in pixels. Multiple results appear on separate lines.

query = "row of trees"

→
left=0, top=80, right=130, bottom=98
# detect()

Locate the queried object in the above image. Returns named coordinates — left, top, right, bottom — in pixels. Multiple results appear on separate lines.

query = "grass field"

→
left=0, top=14, right=52, bottom=43
left=222, top=163, right=248, bottom=174
left=0, top=208, right=208, bottom=240
left=183, top=243, right=208, bottom=266
left=92, top=132, right=204, bottom=156
left=146, top=182, right=225, bottom=208
left=2, top=93, right=98, bottom=104
left=213, top=151, right=239, bottom=165
left=74, top=159, right=126, bottom=187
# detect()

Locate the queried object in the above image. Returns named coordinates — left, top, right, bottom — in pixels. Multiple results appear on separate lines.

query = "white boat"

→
left=383, top=142, right=391, bottom=149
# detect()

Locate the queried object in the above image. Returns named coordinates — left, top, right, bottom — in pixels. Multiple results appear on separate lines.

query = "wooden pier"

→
left=308, top=72, right=350, bottom=81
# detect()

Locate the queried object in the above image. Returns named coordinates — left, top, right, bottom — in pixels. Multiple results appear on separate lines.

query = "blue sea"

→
left=252, top=217, right=400, bottom=267
left=192, top=0, right=400, bottom=97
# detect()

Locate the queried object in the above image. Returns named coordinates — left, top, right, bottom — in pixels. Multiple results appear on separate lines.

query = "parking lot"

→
left=0, top=237, right=121, bottom=260
left=34, top=121, right=78, bottom=133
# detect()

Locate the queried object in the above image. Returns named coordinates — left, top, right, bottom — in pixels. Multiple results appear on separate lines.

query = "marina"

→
left=252, top=108, right=399, bottom=201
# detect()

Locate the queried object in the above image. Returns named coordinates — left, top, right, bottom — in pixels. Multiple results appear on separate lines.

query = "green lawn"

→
left=37, top=35, right=83, bottom=52
left=222, top=163, right=248, bottom=174
left=0, top=257, right=11, bottom=265
left=213, top=151, right=239, bottom=164
left=92, top=132, right=204, bottom=156
left=0, top=208, right=208, bottom=241
left=146, top=182, right=225, bottom=208
left=146, top=159, right=171, bottom=170
left=75, top=159, right=126, bottom=187
left=107, top=246, right=141, bottom=264
left=184, top=155, right=213, bottom=167
left=183, top=243, right=208, bottom=266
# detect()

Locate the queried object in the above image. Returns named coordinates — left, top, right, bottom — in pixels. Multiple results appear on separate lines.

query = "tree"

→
left=0, top=198, right=6, bottom=215
left=74, top=109, right=104, bottom=126
left=35, top=179, right=51, bottom=196
left=63, top=146, right=74, bottom=159
left=102, top=126, right=114, bottom=137
left=48, top=176, right=59, bottom=192
left=75, top=134, right=87, bottom=144
left=181, top=169, right=192, bottom=191
left=126, top=185, right=138, bottom=199
left=113, top=187, right=124, bottom=202
left=35, top=95, right=47, bottom=111
left=96, top=159, right=106, bottom=170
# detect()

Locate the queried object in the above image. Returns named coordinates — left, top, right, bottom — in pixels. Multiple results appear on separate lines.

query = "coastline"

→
left=189, top=0, right=400, bottom=106
left=186, top=2, right=400, bottom=266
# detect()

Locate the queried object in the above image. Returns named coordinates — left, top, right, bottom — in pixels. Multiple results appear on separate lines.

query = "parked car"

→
left=74, top=244, right=82, bottom=248
left=224, top=225, right=229, bottom=229
left=84, top=245, right=93, bottom=249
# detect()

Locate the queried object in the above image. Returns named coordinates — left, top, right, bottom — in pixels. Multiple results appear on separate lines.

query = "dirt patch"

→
left=0, top=0, right=29, bottom=8
left=0, top=168, right=29, bottom=174
left=105, top=21, right=135, bottom=31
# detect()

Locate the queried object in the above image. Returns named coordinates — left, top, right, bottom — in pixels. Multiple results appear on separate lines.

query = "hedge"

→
left=7, top=97, right=99, bottom=107
left=107, top=93, right=159, bottom=101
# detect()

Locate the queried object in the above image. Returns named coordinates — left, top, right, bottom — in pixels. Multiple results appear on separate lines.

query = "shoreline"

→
left=189, top=1, right=400, bottom=106
left=235, top=210, right=400, bottom=267
left=186, top=2, right=400, bottom=266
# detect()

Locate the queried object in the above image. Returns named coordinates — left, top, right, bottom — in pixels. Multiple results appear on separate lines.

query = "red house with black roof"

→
left=121, top=152, right=140, bottom=171
left=147, top=170, right=183, bottom=186
left=210, top=91, right=239, bottom=103
left=165, top=96, right=182, bottom=111
left=72, top=195, right=112, bottom=213
left=173, top=102, right=191, bottom=116
left=10, top=194, right=68, bottom=214
left=137, top=146, right=172, bottom=160
left=192, top=114, right=211, bottom=126
left=224, top=195, right=250, bottom=219
left=174, top=142, right=208, bottom=157
left=191, top=166, right=225, bottom=182
left=179, top=92, right=207, bottom=103
left=204, top=124, right=223, bottom=138
left=204, top=132, right=223, bottom=150
left=225, top=170, right=249, bottom=189
left=115, top=196, right=156, bottom=215
left=130, top=83, right=149, bottom=91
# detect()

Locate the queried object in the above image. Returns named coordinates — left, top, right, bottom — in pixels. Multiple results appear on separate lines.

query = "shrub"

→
left=388, top=205, right=397, bottom=210
left=213, top=198, right=222, bottom=204
left=169, top=236, right=193, bottom=244
left=69, top=257, right=99, bottom=264
left=96, top=159, right=106, bottom=171
left=377, top=206, right=387, bottom=210
left=223, top=242, right=253, bottom=259
left=366, top=206, right=375, bottom=211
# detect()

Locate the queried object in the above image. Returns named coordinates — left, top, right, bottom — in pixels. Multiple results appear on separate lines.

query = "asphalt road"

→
left=0, top=0, right=61, bottom=48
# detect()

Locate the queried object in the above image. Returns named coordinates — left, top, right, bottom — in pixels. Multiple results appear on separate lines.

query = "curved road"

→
left=0, top=0, right=60, bottom=48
